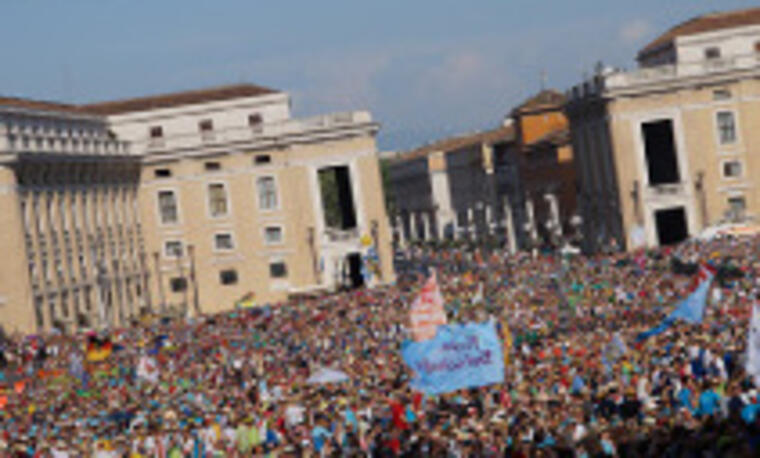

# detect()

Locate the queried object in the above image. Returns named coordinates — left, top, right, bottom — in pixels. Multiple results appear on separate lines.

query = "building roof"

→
left=394, top=125, right=515, bottom=162
left=0, top=96, right=87, bottom=116
left=513, top=89, right=566, bottom=115
left=81, top=83, right=280, bottom=115
left=639, top=7, right=760, bottom=57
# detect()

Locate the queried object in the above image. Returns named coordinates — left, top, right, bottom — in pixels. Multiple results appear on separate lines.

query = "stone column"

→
left=526, top=197, right=538, bottom=242
left=485, top=205, right=493, bottom=236
left=421, top=212, right=430, bottom=241
left=409, top=212, right=418, bottom=242
left=467, top=207, right=476, bottom=241
left=544, top=192, right=563, bottom=239
left=504, top=197, right=517, bottom=255
left=395, top=215, right=406, bottom=248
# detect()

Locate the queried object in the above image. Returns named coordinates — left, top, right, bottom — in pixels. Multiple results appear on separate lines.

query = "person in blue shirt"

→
left=311, top=417, right=331, bottom=454
left=696, top=381, right=721, bottom=417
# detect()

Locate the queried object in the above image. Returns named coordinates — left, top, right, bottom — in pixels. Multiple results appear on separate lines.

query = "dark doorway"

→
left=318, top=166, right=357, bottom=229
left=642, top=120, right=680, bottom=185
left=346, top=253, right=364, bottom=289
left=655, top=207, right=688, bottom=245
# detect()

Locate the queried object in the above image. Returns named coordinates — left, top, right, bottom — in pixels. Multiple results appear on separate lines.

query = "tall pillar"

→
left=485, top=205, right=493, bottom=236
left=421, top=213, right=430, bottom=241
left=545, top=192, right=563, bottom=238
left=409, top=212, right=418, bottom=242
left=395, top=215, right=406, bottom=248
left=467, top=207, right=476, bottom=241
left=503, top=197, right=517, bottom=255
left=526, top=197, right=538, bottom=242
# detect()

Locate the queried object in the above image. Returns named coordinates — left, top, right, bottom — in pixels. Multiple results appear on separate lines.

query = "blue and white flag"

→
left=637, top=265, right=715, bottom=341
left=402, top=321, right=504, bottom=395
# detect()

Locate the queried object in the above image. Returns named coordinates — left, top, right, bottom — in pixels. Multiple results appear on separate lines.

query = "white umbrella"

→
left=306, top=367, right=349, bottom=384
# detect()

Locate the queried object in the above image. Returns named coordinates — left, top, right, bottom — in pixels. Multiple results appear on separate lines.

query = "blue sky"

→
left=1, top=1, right=757, bottom=150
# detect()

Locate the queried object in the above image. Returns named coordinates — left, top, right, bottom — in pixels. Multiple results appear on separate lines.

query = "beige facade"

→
left=0, top=84, right=394, bottom=333
left=0, top=101, right=144, bottom=333
left=567, top=8, right=760, bottom=252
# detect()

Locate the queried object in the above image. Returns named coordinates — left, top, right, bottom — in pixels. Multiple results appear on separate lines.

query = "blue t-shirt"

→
left=312, top=426, right=331, bottom=452
left=697, top=389, right=720, bottom=417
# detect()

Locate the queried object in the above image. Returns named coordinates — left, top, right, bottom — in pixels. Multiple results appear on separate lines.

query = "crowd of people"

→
left=1, top=235, right=760, bottom=457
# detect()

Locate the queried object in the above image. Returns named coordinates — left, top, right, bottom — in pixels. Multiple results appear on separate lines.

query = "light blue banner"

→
left=402, top=321, right=504, bottom=395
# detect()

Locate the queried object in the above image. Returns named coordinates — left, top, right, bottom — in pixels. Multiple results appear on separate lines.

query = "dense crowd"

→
left=1, top=236, right=760, bottom=457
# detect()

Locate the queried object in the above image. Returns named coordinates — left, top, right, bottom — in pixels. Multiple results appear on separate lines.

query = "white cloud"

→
left=619, top=19, right=654, bottom=45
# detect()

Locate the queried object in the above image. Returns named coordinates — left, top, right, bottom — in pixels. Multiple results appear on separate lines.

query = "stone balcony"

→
left=569, top=52, right=760, bottom=100
left=139, top=111, right=374, bottom=154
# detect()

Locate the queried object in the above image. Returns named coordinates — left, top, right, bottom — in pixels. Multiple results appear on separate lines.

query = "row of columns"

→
left=393, top=191, right=562, bottom=254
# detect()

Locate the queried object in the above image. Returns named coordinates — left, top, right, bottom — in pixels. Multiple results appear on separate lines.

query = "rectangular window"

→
left=264, top=226, right=283, bottom=245
left=164, top=240, right=183, bottom=258
left=722, top=160, right=742, bottom=178
left=220, top=269, right=238, bottom=285
left=716, top=111, right=737, bottom=144
left=207, top=183, right=229, bottom=217
left=214, top=233, right=234, bottom=251
left=256, top=176, right=278, bottom=210
left=157, top=190, right=178, bottom=224
left=155, top=168, right=172, bottom=178
left=269, top=261, right=287, bottom=278
left=705, top=47, right=721, bottom=59
left=713, top=89, right=731, bottom=101
left=170, top=277, right=187, bottom=292
left=149, top=126, right=163, bottom=138
left=728, top=196, right=746, bottom=214
left=199, top=119, right=214, bottom=132
left=254, top=154, right=271, bottom=165
left=204, top=161, right=221, bottom=171
left=248, top=114, right=263, bottom=126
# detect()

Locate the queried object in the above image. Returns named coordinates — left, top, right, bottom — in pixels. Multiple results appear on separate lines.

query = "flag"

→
left=746, top=303, right=760, bottom=387
left=86, top=336, right=112, bottom=362
left=409, top=271, right=447, bottom=341
left=402, top=321, right=504, bottom=395
left=137, top=355, right=159, bottom=383
left=636, top=265, right=715, bottom=341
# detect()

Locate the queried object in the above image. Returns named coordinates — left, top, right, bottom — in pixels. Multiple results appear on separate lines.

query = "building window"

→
left=254, top=154, right=271, bottom=165
left=220, top=269, right=238, bottom=285
left=256, top=176, right=278, bottom=210
left=207, top=183, right=229, bottom=217
left=155, top=168, right=172, bottom=178
left=705, top=47, right=721, bottom=60
left=728, top=196, right=746, bottom=215
left=170, top=277, right=187, bottom=292
left=722, top=160, right=742, bottom=178
left=264, top=226, right=283, bottom=245
left=713, top=89, right=731, bottom=101
left=214, top=232, right=234, bottom=251
left=716, top=111, right=737, bottom=145
left=149, top=126, right=163, bottom=138
left=269, top=261, right=287, bottom=278
left=248, top=113, right=263, bottom=126
left=164, top=240, right=183, bottom=258
left=204, top=161, right=221, bottom=171
left=157, top=190, right=178, bottom=224
left=199, top=119, right=214, bottom=132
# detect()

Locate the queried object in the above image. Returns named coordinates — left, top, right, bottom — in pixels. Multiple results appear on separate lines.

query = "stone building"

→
left=566, top=7, right=760, bottom=251
left=0, top=83, right=394, bottom=333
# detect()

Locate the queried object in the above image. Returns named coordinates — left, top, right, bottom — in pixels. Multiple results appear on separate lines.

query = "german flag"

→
left=86, top=335, right=112, bottom=362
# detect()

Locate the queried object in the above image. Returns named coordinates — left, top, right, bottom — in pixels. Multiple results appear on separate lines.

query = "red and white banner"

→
left=410, top=271, right=447, bottom=341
